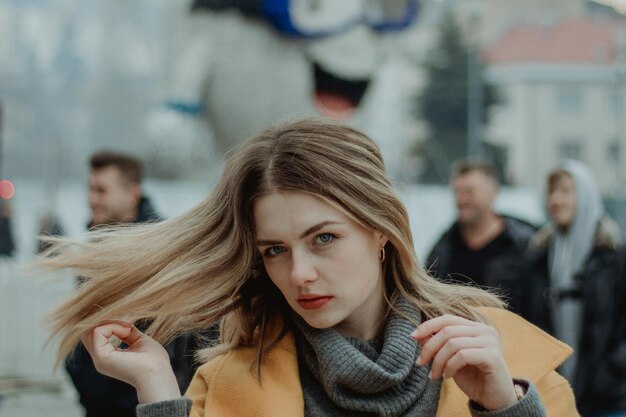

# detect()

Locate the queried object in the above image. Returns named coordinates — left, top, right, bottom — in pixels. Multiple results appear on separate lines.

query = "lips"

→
left=297, top=295, right=333, bottom=310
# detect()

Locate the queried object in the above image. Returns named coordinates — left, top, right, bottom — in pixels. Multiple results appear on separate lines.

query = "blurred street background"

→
left=1, top=0, right=625, bottom=414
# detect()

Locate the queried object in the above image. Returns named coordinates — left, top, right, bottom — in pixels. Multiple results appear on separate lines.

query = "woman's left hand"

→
left=411, top=314, right=518, bottom=411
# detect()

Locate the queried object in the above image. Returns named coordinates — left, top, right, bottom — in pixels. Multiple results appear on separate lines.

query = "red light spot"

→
left=0, top=180, right=15, bottom=199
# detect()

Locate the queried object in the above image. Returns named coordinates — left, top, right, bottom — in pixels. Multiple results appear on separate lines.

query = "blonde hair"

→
left=42, top=118, right=503, bottom=371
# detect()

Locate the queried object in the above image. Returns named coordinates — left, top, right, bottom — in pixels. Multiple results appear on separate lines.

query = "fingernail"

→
left=415, top=355, right=422, bottom=365
left=428, top=370, right=433, bottom=379
left=410, top=328, right=419, bottom=337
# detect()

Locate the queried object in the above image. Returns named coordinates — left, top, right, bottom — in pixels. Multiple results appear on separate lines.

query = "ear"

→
left=129, top=183, right=142, bottom=205
left=486, top=181, right=499, bottom=204
left=377, top=232, right=389, bottom=247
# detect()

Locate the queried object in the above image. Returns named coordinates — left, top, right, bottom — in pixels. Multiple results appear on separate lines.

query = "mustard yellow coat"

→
left=186, top=308, right=579, bottom=417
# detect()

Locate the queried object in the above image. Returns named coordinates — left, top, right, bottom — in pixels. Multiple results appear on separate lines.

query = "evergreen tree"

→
left=416, top=13, right=500, bottom=183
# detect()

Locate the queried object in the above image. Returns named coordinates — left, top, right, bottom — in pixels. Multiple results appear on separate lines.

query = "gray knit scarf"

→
left=293, top=298, right=441, bottom=417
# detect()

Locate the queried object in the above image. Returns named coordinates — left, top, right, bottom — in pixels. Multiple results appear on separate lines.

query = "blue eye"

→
left=265, top=246, right=287, bottom=257
left=315, top=233, right=334, bottom=245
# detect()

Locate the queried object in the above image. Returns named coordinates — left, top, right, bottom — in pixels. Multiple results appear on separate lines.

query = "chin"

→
left=458, top=216, right=474, bottom=226
left=555, top=222, right=571, bottom=232
left=299, top=313, right=339, bottom=330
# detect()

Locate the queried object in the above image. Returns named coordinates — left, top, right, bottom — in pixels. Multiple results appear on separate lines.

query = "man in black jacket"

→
left=0, top=200, right=14, bottom=257
left=426, top=161, right=536, bottom=312
left=66, top=151, right=201, bottom=417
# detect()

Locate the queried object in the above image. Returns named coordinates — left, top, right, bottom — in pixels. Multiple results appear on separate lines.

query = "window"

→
left=608, top=140, right=621, bottom=164
left=607, top=88, right=619, bottom=113
left=557, top=140, right=582, bottom=160
left=556, top=86, right=582, bottom=115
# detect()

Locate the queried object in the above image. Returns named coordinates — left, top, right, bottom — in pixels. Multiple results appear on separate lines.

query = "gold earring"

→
left=379, top=247, right=386, bottom=263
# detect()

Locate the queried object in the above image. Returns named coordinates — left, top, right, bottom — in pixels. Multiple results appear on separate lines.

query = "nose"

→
left=455, top=190, right=468, bottom=205
left=289, top=250, right=318, bottom=286
left=547, top=193, right=561, bottom=207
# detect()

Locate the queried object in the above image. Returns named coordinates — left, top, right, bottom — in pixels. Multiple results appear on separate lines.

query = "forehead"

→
left=549, top=173, right=575, bottom=191
left=452, top=170, right=493, bottom=188
left=90, top=166, right=126, bottom=187
left=253, top=191, right=350, bottom=234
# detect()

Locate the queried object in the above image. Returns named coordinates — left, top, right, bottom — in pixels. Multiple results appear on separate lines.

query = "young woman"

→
left=519, top=160, right=626, bottom=417
left=43, top=119, right=577, bottom=417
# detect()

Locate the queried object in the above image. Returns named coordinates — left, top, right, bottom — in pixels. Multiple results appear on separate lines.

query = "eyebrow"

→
left=256, top=221, right=344, bottom=246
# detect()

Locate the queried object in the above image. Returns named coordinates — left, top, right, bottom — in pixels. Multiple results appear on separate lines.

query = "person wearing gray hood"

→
left=519, top=160, right=626, bottom=416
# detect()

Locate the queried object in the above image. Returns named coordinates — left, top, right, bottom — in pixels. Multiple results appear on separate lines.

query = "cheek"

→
left=124, top=193, right=137, bottom=206
left=262, top=262, right=280, bottom=284
left=345, top=250, right=381, bottom=290
left=547, top=193, right=561, bottom=209
left=263, top=262, right=291, bottom=293
left=565, top=201, right=577, bottom=220
left=566, top=195, right=577, bottom=211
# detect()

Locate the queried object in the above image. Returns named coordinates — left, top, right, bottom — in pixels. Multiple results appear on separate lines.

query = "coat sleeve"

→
left=535, top=370, right=579, bottom=417
left=136, top=398, right=192, bottom=417
left=134, top=355, right=226, bottom=417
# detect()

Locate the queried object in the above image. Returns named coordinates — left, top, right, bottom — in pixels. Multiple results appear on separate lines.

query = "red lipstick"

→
left=297, top=295, right=333, bottom=310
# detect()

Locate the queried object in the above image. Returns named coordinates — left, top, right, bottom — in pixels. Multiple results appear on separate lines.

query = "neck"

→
left=120, top=207, right=139, bottom=223
left=333, top=290, right=387, bottom=340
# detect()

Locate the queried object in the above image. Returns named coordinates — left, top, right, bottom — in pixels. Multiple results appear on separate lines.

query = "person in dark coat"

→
left=425, top=160, right=536, bottom=312
left=66, top=151, right=203, bottom=417
left=518, top=160, right=626, bottom=416
left=0, top=200, right=15, bottom=257
left=36, top=212, right=65, bottom=254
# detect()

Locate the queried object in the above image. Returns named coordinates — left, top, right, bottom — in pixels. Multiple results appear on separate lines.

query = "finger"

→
left=98, top=319, right=135, bottom=329
left=417, top=324, right=494, bottom=366
left=412, top=314, right=478, bottom=341
left=119, top=325, right=146, bottom=347
left=418, top=324, right=481, bottom=365
left=90, top=321, right=146, bottom=347
left=428, top=336, right=490, bottom=379
left=441, top=347, right=498, bottom=379
left=91, top=323, right=134, bottom=353
left=80, top=319, right=134, bottom=346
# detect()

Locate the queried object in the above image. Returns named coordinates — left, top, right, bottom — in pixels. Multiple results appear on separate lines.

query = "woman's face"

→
left=254, top=191, right=387, bottom=340
left=547, top=174, right=577, bottom=229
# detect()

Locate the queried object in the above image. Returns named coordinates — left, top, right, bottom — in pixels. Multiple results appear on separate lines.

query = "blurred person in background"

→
left=426, top=160, right=536, bottom=312
left=519, top=160, right=626, bottom=416
left=0, top=199, right=15, bottom=257
left=87, top=151, right=160, bottom=228
left=65, top=151, right=202, bottom=417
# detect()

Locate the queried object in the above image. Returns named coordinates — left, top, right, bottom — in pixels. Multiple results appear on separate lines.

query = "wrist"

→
left=135, top=369, right=181, bottom=404
left=472, top=380, right=521, bottom=411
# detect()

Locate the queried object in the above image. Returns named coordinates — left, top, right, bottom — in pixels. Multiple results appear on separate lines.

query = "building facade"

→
left=485, top=17, right=626, bottom=195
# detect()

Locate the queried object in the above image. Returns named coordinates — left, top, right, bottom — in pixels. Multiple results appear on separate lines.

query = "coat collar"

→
left=192, top=307, right=571, bottom=417
left=530, top=216, right=622, bottom=253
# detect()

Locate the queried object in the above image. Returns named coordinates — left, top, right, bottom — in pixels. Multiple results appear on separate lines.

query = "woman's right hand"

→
left=81, top=321, right=181, bottom=404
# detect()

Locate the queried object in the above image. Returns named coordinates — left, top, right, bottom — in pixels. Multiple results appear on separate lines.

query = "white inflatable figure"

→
left=147, top=0, right=421, bottom=179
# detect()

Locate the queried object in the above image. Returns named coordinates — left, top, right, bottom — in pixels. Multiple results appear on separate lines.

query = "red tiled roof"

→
left=484, top=18, right=626, bottom=65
